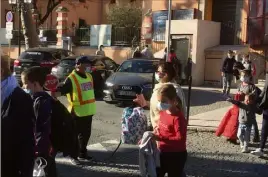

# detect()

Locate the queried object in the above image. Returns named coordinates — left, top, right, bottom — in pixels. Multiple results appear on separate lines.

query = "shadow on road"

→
left=56, top=147, right=268, bottom=177
left=183, top=88, right=226, bottom=107
left=186, top=152, right=268, bottom=177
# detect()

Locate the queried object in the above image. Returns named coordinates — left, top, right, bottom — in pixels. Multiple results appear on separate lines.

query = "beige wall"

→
left=0, top=46, right=131, bottom=64
left=204, top=45, right=250, bottom=87
left=167, top=20, right=221, bottom=86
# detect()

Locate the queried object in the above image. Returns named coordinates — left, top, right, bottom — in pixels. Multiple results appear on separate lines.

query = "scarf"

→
left=1, top=75, right=18, bottom=106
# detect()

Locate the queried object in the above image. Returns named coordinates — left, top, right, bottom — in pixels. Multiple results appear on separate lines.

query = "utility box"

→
left=62, top=37, right=72, bottom=51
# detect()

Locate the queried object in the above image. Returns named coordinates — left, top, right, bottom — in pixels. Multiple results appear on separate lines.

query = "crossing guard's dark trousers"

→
left=73, top=114, right=93, bottom=157
left=260, top=112, right=268, bottom=150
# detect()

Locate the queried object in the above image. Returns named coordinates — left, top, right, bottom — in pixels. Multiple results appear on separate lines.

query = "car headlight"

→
left=143, top=84, right=152, bottom=89
left=106, top=82, right=114, bottom=87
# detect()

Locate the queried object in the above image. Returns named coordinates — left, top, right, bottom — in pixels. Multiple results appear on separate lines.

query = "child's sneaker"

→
left=240, top=144, right=244, bottom=149
left=242, top=146, right=249, bottom=153
left=251, top=148, right=264, bottom=157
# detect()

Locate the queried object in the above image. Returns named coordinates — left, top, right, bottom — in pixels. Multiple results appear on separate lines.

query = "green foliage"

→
left=107, top=5, right=142, bottom=28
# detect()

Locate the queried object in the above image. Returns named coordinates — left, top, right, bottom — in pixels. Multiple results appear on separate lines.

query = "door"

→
left=212, top=0, right=237, bottom=45
left=171, top=35, right=192, bottom=81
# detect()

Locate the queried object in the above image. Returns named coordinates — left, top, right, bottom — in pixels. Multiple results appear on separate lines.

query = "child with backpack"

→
left=152, top=84, right=187, bottom=177
left=21, top=67, right=57, bottom=177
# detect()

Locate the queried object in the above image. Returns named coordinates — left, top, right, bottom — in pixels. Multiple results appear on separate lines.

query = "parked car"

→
left=13, top=47, right=74, bottom=85
left=103, top=58, right=160, bottom=103
left=51, top=55, right=119, bottom=98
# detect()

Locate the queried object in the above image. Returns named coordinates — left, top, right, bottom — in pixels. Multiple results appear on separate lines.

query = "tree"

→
left=107, top=5, right=142, bottom=28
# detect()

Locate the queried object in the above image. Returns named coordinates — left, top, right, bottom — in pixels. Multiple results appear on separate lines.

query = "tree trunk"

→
left=20, top=1, right=39, bottom=49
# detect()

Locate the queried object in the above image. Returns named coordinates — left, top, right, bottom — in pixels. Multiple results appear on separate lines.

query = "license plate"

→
left=117, top=90, right=136, bottom=96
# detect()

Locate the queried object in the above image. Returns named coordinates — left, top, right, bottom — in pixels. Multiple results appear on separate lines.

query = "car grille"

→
left=114, top=85, right=142, bottom=100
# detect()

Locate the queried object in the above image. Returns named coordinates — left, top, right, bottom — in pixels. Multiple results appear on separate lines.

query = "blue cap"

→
left=75, top=56, right=92, bottom=65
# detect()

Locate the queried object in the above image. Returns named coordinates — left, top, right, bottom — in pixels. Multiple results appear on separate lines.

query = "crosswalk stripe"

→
left=102, top=139, right=120, bottom=144
left=86, top=143, right=108, bottom=152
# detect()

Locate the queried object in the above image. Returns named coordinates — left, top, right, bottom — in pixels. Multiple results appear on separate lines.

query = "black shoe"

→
left=70, top=158, right=81, bottom=165
left=78, top=154, right=93, bottom=161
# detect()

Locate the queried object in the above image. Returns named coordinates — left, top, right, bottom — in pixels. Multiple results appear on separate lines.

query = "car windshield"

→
left=59, top=59, right=76, bottom=66
left=19, top=52, right=44, bottom=60
left=118, top=60, right=156, bottom=73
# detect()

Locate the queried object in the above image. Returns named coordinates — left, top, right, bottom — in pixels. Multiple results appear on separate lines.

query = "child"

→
left=227, top=94, right=261, bottom=153
left=21, top=67, right=57, bottom=177
left=238, top=69, right=260, bottom=142
left=153, top=84, right=187, bottom=177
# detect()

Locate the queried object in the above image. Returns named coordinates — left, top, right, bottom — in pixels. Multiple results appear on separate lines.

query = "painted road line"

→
left=102, top=139, right=120, bottom=144
left=56, top=141, right=109, bottom=164
left=87, top=143, right=108, bottom=152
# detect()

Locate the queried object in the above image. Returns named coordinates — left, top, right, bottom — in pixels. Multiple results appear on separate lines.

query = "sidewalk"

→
left=188, top=80, right=265, bottom=131
left=188, top=106, right=263, bottom=131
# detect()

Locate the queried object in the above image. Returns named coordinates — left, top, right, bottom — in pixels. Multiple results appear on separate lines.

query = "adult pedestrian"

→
left=242, top=54, right=256, bottom=83
left=54, top=56, right=96, bottom=165
left=162, top=47, right=167, bottom=60
left=233, top=55, right=245, bottom=80
left=221, top=50, right=236, bottom=96
left=96, top=45, right=105, bottom=56
left=134, top=62, right=187, bottom=129
left=141, top=45, right=154, bottom=59
left=1, top=55, right=35, bottom=177
left=132, top=46, right=143, bottom=58
left=251, top=73, right=268, bottom=157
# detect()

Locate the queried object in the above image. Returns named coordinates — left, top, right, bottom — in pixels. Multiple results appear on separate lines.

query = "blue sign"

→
left=6, top=11, right=13, bottom=22
left=152, top=10, right=168, bottom=41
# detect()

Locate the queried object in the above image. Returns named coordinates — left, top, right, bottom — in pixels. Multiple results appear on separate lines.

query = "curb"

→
left=187, top=126, right=216, bottom=133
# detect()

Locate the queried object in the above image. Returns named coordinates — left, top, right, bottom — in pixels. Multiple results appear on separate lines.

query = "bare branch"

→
left=39, top=0, right=63, bottom=25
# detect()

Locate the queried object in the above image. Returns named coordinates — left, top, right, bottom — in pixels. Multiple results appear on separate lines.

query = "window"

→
left=93, top=60, right=105, bottom=70
left=103, top=58, right=116, bottom=69
left=118, top=60, right=155, bottom=73
left=59, top=59, right=76, bottom=66
left=19, top=52, right=44, bottom=61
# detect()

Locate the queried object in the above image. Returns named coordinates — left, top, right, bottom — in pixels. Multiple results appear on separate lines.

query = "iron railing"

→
left=75, top=27, right=90, bottom=46
left=112, top=27, right=141, bottom=47
left=10, top=27, right=142, bottom=47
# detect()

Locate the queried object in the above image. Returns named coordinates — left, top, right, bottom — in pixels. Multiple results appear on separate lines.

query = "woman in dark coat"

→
left=1, top=55, right=35, bottom=177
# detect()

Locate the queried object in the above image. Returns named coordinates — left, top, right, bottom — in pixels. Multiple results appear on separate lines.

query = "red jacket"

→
left=168, top=53, right=177, bottom=63
left=157, top=111, right=187, bottom=152
left=215, top=94, right=241, bottom=140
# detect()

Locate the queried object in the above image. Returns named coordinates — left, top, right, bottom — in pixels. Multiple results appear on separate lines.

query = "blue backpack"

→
left=121, top=107, right=147, bottom=144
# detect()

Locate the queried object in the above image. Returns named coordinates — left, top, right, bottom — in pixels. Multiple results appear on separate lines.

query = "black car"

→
left=51, top=55, right=119, bottom=98
left=103, top=58, right=160, bottom=103
left=13, top=47, right=74, bottom=84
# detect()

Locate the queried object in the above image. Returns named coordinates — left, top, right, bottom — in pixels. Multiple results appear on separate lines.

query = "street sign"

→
left=44, top=74, right=59, bottom=91
left=6, top=33, right=13, bottom=39
left=6, top=22, right=13, bottom=30
left=6, top=11, right=13, bottom=22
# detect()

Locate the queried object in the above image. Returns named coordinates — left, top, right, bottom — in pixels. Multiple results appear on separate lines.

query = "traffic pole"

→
left=18, top=1, right=21, bottom=56
left=166, top=0, right=172, bottom=62
left=8, top=39, right=11, bottom=69
left=186, top=58, right=193, bottom=125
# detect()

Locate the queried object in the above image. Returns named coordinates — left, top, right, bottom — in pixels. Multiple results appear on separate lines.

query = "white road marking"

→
left=55, top=141, right=109, bottom=164
left=87, top=143, right=108, bottom=152
left=102, top=139, right=120, bottom=144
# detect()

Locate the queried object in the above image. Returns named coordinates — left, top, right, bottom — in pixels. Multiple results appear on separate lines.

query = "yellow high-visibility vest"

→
left=67, top=70, right=96, bottom=117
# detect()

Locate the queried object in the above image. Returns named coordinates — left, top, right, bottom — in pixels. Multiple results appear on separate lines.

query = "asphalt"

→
left=54, top=81, right=268, bottom=177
